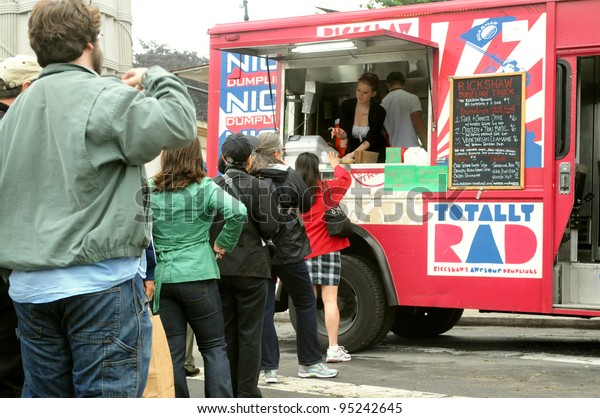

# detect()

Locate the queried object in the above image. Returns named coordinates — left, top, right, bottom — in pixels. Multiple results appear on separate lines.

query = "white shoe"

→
left=262, top=369, right=278, bottom=383
left=326, top=345, right=351, bottom=363
left=298, top=362, right=338, bottom=378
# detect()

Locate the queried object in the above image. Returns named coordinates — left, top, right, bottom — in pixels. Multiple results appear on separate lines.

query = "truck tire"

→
left=289, top=255, right=395, bottom=353
left=390, top=306, right=464, bottom=337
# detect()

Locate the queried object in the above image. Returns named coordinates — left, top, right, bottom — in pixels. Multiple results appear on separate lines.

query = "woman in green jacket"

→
left=150, top=139, right=247, bottom=398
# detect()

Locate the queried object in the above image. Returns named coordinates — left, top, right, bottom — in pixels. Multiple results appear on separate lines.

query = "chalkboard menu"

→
left=449, top=73, right=526, bottom=189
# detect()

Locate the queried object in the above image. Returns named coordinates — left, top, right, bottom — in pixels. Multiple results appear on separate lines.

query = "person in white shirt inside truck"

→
left=381, top=71, right=427, bottom=151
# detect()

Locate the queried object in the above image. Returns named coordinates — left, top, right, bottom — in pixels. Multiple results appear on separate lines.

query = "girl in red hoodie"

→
left=295, top=151, right=352, bottom=363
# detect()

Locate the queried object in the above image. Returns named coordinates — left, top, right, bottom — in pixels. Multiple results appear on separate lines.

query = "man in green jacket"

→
left=0, top=0, right=197, bottom=398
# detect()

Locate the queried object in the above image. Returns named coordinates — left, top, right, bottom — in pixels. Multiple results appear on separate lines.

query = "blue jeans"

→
left=262, top=261, right=322, bottom=368
left=14, top=277, right=152, bottom=397
left=158, top=280, right=232, bottom=398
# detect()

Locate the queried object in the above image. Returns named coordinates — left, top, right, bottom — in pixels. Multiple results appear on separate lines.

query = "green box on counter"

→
left=384, top=165, right=448, bottom=192
left=386, top=147, right=404, bottom=163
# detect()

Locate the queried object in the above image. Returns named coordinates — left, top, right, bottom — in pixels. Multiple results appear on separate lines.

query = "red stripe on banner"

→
left=525, top=59, right=544, bottom=99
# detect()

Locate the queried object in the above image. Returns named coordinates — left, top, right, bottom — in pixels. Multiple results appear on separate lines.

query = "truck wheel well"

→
left=275, top=226, right=398, bottom=312
left=342, top=227, right=398, bottom=306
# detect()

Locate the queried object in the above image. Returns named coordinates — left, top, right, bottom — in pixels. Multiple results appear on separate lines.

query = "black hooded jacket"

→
left=211, top=167, right=280, bottom=278
left=254, top=164, right=312, bottom=265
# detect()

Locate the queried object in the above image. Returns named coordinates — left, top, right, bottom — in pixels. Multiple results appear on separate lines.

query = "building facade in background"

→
left=0, top=0, right=133, bottom=75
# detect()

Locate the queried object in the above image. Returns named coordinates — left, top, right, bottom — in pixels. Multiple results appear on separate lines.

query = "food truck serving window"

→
left=218, top=29, right=437, bottom=143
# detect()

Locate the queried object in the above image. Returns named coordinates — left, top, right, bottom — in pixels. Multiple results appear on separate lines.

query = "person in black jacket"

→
left=331, top=72, right=387, bottom=163
left=250, top=132, right=338, bottom=382
left=211, top=133, right=280, bottom=397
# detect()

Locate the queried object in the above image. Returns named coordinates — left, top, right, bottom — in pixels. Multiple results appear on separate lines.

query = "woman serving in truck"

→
left=331, top=72, right=387, bottom=163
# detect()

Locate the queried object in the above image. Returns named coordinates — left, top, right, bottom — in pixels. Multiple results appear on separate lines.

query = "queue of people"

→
left=148, top=131, right=349, bottom=398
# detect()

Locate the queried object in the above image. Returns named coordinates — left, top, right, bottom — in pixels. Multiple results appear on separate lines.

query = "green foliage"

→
left=133, top=40, right=208, bottom=70
left=133, top=40, right=209, bottom=121
left=364, top=0, right=445, bottom=8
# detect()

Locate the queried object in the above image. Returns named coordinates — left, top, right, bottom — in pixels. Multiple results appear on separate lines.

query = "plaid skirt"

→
left=306, top=251, right=341, bottom=286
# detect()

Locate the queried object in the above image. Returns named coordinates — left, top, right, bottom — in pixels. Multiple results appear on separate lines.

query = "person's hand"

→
left=143, top=280, right=155, bottom=300
left=213, top=243, right=226, bottom=260
left=343, top=151, right=355, bottom=161
left=331, top=126, right=346, bottom=140
left=328, top=151, right=340, bottom=168
left=122, top=68, right=148, bottom=90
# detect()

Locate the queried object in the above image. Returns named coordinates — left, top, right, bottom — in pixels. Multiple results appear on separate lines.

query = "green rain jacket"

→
left=150, top=177, right=247, bottom=311
left=0, top=64, right=196, bottom=272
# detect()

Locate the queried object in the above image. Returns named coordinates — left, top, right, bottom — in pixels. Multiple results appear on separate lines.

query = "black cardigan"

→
left=338, top=98, right=387, bottom=163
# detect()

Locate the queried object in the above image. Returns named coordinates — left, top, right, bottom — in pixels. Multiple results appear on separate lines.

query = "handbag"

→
left=322, top=182, right=353, bottom=237
left=142, top=313, right=175, bottom=398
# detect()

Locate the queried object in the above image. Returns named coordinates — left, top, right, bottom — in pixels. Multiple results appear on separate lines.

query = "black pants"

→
left=262, top=261, right=322, bottom=368
left=0, top=280, right=23, bottom=397
left=218, top=276, right=268, bottom=398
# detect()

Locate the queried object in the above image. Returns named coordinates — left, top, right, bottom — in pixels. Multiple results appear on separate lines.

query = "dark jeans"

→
left=0, top=280, right=23, bottom=397
left=218, top=276, right=267, bottom=398
left=159, top=280, right=232, bottom=398
left=261, top=260, right=322, bottom=368
left=261, top=278, right=279, bottom=370
left=14, top=277, right=152, bottom=397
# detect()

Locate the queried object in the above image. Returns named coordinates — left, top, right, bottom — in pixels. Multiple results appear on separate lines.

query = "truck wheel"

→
left=289, top=255, right=395, bottom=353
left=391, top=306, right=464, bottom=337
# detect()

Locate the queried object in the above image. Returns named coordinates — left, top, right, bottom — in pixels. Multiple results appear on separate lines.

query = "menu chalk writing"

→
left=449, top=73, right=525, bottom=189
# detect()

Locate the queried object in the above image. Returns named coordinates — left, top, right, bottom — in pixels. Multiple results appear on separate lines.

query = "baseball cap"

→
left=0, top=55, right=42, bottom=91
left=221, top=133, right=259, bottom=164
left=385, top=71, right=406, bottom=84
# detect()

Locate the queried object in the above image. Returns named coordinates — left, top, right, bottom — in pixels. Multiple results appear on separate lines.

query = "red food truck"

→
left=206, top=0, right=600, bottom=351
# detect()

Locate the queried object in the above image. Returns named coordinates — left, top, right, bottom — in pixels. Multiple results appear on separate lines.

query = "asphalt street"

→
left=185, top=310, right=600, bottom=398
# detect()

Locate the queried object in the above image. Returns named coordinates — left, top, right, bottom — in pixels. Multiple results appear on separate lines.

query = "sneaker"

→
left=262, top=369, right=278, bottom=383
left=326, top=346, right=351, bottom=363
left=298, top=362, right=338, bottom=378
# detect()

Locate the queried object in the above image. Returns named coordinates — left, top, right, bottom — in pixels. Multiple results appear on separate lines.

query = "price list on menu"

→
left=449, top=73, right=525, bottom=189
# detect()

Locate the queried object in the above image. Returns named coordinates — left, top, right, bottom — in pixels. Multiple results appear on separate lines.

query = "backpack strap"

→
left=222, top=173, right=242, bottom=201
left=259, top=175, right=298, bottom=218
